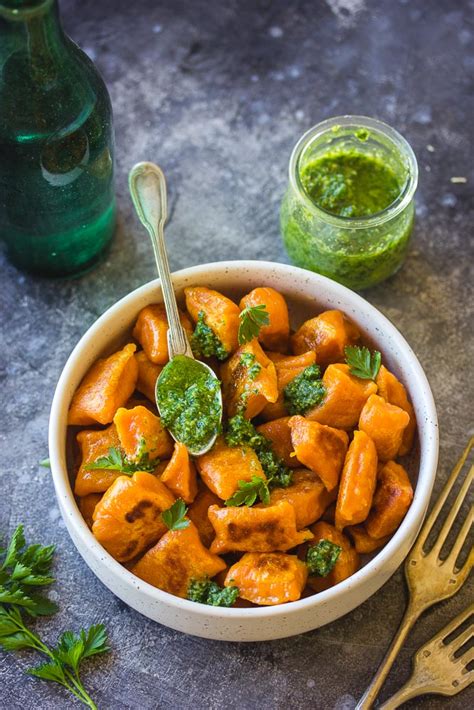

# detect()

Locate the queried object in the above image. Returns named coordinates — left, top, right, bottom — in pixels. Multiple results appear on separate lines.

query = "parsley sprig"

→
left=0, top=525, right=109, bottom=708
left=225, top=475, right=270, bottom=507
left=238, top=304, right=270, bottom=345
left=306, top=539, right=342, bottom=577
left=187, top=578, right=238, bottom=607
left=344, top=345, right=382, bottom=380
left=85, top=441, right=156, bottom=476
left=161, top=499, right=190, bottom=531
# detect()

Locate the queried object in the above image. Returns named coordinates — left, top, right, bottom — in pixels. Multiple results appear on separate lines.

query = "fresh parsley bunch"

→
left=0, top=525, right=109, bottom=709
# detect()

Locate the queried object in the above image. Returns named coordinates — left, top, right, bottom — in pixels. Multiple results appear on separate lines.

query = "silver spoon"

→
left=129, top=161, right=222, bottom=456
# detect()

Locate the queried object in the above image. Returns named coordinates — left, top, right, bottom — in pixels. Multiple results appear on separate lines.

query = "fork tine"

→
left=431, top=464, right=474, bottom=557
left=449, top=507, right=474, bottom=570
left=459, top=648, right=474, bottom=667
left=447, top=624, right=474, bottom=657
left=413, top=436, right=474, bottom=552
left=433, top=603, right=474, bottom=645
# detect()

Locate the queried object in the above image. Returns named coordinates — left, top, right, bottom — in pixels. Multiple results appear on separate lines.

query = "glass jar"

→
left=280, top=116, right=418, bottom=290
left=0, top=0, right=116, bottom=277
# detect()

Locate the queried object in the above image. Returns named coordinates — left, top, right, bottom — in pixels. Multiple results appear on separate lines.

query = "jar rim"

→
left=288, top=115, right=419, bottom=229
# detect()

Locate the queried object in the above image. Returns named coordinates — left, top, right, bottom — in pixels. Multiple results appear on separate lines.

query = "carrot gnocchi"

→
left=68, top=285, right=415, bottom=607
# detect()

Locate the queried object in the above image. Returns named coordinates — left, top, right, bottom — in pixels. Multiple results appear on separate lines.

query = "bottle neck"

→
left=0, top=0, right=68, bottom=83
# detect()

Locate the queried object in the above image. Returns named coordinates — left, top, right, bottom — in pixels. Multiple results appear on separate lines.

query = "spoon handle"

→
left=129, top=162, right=193, bottom=359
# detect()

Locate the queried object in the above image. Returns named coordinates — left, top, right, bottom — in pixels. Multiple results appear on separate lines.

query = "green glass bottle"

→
left=0, top=0, right=116, bottom=276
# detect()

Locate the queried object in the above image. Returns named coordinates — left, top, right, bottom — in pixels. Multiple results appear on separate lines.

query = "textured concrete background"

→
left=0, top=0, right=473, bottom=708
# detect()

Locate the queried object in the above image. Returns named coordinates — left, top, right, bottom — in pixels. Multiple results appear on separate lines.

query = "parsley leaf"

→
left=238, top=304, right=270, bottom=345
left=344, top=345, right=382, bottom=380
left=1, top=525, right=110, bottom=708
left=225, top=414, right=293, bottom=490
left=225, top=475, right=270, bottom=506
left=306, top=539, right=342, bottom=577
left=187, top=578, right=239, bottom=607
left=84, top=443, right=156, bottom=475
left=284, top=364, right=326, bottom=415
left=191, top=311, right=228, bottom=360
left=161, top=499, right=190, bottom=531
left=39, top=458, right=50, bottom=468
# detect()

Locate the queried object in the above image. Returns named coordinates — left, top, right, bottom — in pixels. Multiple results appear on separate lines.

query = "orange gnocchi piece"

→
left=365, top=461, right=414, bottom=539
left=92, top=471, right=175, bottom=562
left=133, top=304, right=193, bottom=365
left=306, top=363, right=377, bottom=429
left=269, top=469, right=336, bottom=528
left=288, top=415, right=349, bottom=491
left=261, top=351, right=317, bottom=421
left=161, top=442, right=198, bottom=504
left=239, top=287, right=290, bottom=351
left=113, top=405, right=174, bottom=461
left=335, top=430, right=378, bottom=530
left=75, top=424, right=122, bottom=496
left=256, top=417, right=298, bottom=468
left=291, top=310, right=360, bottom=367
left=376, top=365, right=416, bottom=455
left=131, top=522, right=226, bottom=598
left=225, top=553, right=308, bottom=605
left=135, top=350, right=162, bottom=402
left=185, top=286, right=240, bottom=356
left=78, top=493, right=102, bottom=529
left=68, top=343, right=138, bottom=426
left=208, top=501, right=313, bottom=555
left=187, top=484, right=222, bottom=547
left=359, top=394, right=410, bottom=461
left=306, top=521, right=359, bottom=592
left=196, top=437, right=265, bottom=500
left=221, top=340, right=278, bottom=419
left=346, top=525, right=390, bottom=554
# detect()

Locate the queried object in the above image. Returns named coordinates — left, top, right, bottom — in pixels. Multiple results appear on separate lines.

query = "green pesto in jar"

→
left=281, top=145, right=415, bottom=290
left=300, top=151, right=401, bottom=218
left=156, top=355, right=222, bottom=454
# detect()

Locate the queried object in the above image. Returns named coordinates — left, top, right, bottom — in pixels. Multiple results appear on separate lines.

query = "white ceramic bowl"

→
left=49, top=261, right=438, bottom=641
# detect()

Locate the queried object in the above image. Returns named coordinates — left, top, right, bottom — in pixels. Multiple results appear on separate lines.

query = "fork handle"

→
left=355, top=604, right=420, bottom=710
left=378, top=681, right=425, bottom=710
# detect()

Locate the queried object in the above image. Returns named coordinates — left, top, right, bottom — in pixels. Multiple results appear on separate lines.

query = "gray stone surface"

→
left=0, top=0, right=473, bottom=708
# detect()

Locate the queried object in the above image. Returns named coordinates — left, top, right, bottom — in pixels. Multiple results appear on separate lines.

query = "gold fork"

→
left=379, top=603, right=474, bottom=709
left=356, top=436, right=474, bottom=709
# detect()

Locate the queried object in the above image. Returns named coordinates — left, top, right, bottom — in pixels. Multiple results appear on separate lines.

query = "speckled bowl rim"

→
left=49, top=260, right=438, bottom=625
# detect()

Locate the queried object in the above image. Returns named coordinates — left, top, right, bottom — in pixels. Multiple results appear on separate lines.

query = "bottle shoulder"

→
left=0, top=37, right=112, bottom=142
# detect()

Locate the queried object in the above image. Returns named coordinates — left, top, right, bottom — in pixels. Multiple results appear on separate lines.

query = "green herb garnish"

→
left=255, top=449, right=293, bottom=488
left=238, top=304, right=270, bottom=345
left=344, top=345, right=382, bottom=380
left=306, top=539, right=342, bottom=577
left=191, top=311, right=228, bottom=360
left=283, top=364, right=325, bottom=415
left=239, top=352, right=262, bottom=380
left=225, top=414, right=293, bottom=490
left=84, top=442, right=156, bottom=476
left=187, top=578, right=239, bottom=607
left=225, top=475, right=270, bottom=507
left=225, top=416, right=292, bottom=490
left=161, top=499, right=190, bottom=531
left=0, top=525, right=109, bottom=708
left=39, top=458, right=50, bottom=468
